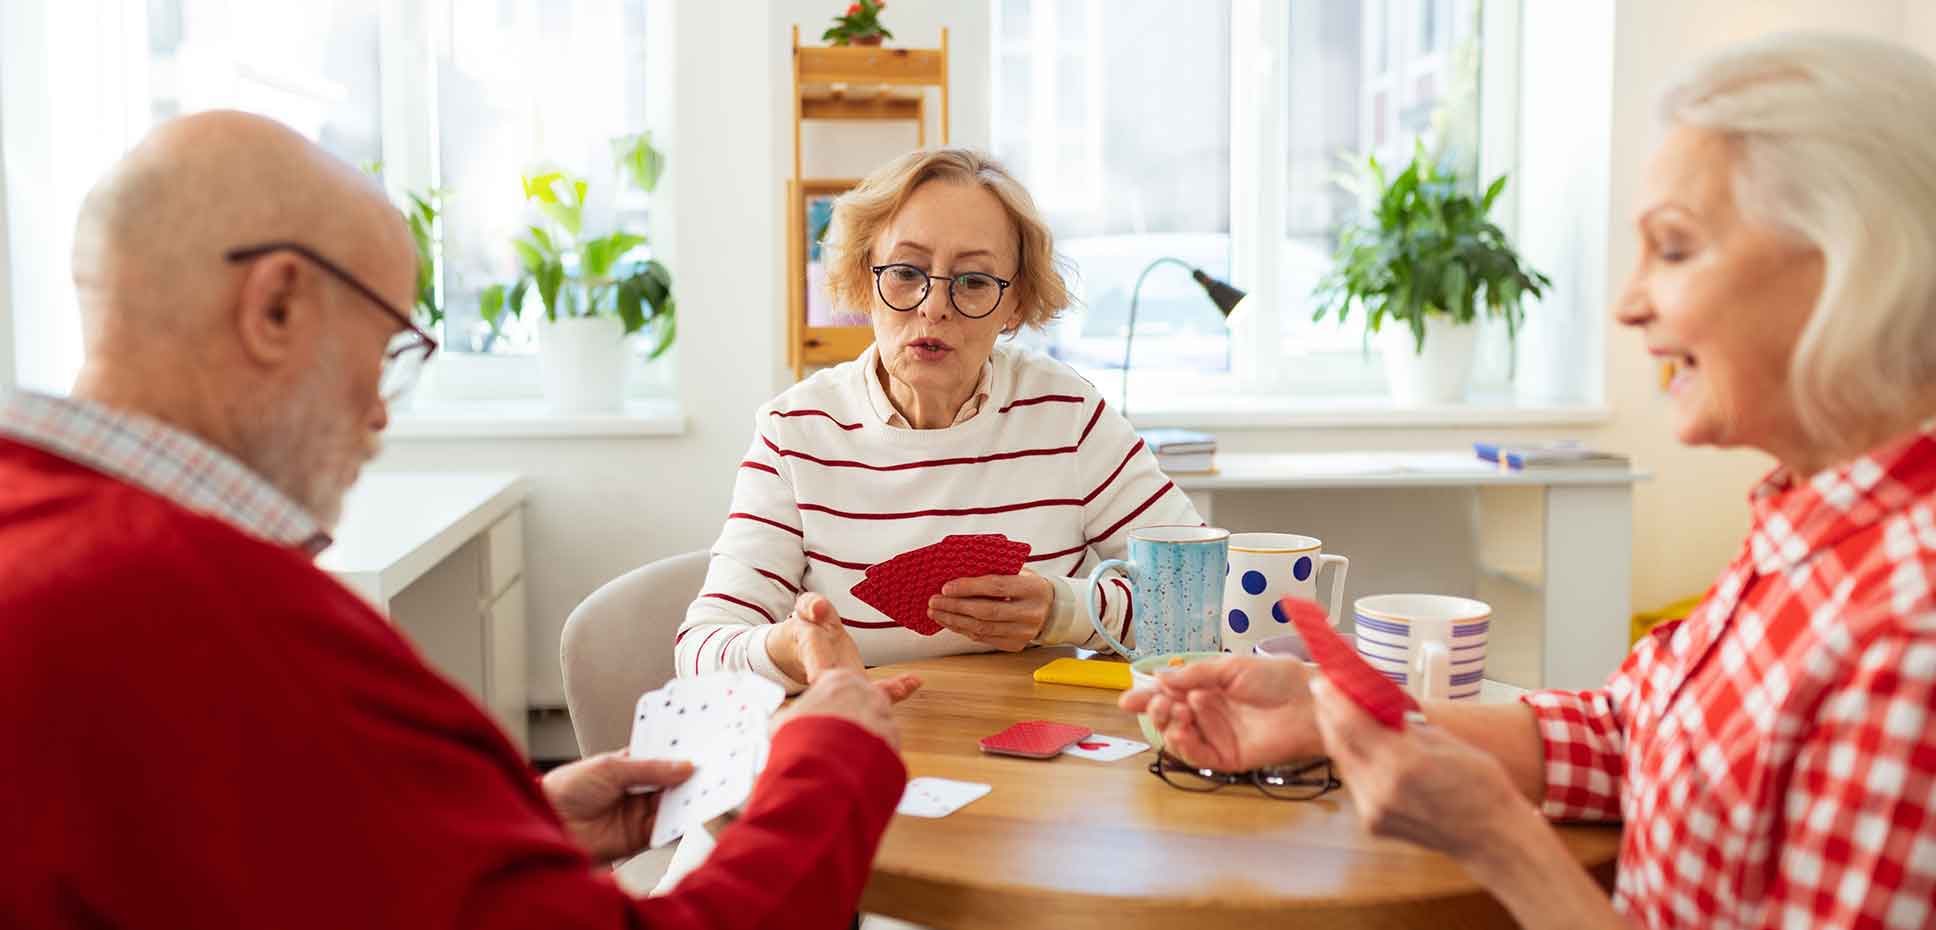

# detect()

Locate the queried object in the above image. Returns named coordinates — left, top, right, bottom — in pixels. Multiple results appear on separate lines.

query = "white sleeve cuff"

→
left=1035, top=575, right=1093, bottom=646
left=743, top=623, right=808, bottom=695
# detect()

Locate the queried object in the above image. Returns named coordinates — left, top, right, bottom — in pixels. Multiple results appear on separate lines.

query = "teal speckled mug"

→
left=1084, top=525, right=1230, bottom=660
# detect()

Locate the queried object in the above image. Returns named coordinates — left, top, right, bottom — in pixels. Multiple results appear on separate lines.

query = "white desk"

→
left=1176, top=452, right=1649, bottom=692
left=320, top=472, right=530, bottom=750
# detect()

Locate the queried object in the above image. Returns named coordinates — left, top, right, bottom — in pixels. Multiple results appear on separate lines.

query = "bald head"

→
left=72, top=110, right=410, bottom=351
left=68, top=111, right=416, bottom=530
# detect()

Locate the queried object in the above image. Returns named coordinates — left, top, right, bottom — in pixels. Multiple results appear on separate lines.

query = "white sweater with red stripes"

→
left=676, top=343, right=1201, bottom=689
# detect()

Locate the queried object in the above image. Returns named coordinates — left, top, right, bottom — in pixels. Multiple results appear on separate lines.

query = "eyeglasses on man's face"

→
left=871, top=262, right=1013, bottom=320
left=224, top=242, right=438, bottom=402
left=1147, top=750, right=1341, bottom=801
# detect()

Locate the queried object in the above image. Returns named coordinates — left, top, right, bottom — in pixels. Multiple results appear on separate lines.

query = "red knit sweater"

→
left=0, top=438, right=906, bottom=929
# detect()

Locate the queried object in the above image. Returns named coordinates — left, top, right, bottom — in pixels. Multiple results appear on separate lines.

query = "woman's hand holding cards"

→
left=926, top=569, right=1055, bottom=651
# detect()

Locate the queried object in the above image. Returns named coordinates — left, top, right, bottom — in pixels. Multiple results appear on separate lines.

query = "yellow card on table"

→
left=1032, top=657, right=1132, bottom=691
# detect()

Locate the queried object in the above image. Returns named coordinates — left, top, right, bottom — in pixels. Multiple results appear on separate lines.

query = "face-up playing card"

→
left=627, top=672, right=787, bottom=847
left=978, top=720, right=1093, bottom=759
left=896, top=777, right=992, bottom=818
left=650, top=729, right=758, bottom=849
left=1280, top=596, right=1420, bottom=730
left=1060, top=733, right=1151, bottom=762
left=851, top=534, right=1031, bottom=635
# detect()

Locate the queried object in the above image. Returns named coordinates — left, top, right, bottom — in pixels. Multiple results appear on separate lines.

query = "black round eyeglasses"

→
left=871, top=263, right=1013, bottom=319
left=1147, top=750, right=1342, bottom=801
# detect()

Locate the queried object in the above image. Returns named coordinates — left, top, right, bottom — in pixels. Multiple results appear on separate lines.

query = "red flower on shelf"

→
left=823, top=0, right=893, bottom=47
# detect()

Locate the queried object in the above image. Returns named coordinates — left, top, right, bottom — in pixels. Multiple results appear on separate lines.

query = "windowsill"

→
left=387, top=397, right=686, bottom=439
left=1123, top=393, right=1610, bottom=430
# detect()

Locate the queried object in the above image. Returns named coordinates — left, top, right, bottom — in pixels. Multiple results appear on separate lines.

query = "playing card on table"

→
left=851, top=534, right=1030, bottom=635
left=896, top=777, right=992, bottom=818
left=1060, top=734, right=1151, bottom=762
left=978, top=720, right=1093, bottom=759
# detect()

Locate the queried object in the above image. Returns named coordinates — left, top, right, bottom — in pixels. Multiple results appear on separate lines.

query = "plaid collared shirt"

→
left=0, top=391, right=330, bottom=555
left=1526, top=422, right=1936, bottom=929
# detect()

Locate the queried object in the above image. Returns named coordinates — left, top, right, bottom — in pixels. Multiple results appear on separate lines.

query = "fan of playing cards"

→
left=850, top=534, right=1031, bottom=635
left=628, top=672, right=787, bottom=848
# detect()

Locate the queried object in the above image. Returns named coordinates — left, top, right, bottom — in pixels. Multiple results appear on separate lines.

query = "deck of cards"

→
left=851, top=534, right=1030, bottom=635
left=628, top=672, right=787, bottom=848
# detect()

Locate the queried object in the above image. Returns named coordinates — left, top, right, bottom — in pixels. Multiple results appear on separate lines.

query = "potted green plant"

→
left=479, top=137, right=675, bottom=414
left=823, top=0, right=892, bottom=46
left=1311, top=146, right=1549, bottom=404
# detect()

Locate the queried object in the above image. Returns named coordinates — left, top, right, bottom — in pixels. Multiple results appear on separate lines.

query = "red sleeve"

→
left=634, top=717, right=908, bottom=928
left=1, top=527, right=905, bottom=930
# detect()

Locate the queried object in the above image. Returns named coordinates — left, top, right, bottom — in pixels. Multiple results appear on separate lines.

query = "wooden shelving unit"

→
left=786, top=25, right=950, bottom=380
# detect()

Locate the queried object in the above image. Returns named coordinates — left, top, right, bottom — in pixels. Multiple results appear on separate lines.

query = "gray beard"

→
left=235, top=331, right=368, bottom=532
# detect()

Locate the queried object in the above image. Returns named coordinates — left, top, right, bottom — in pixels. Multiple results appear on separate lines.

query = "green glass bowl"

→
left=1128, top=651, right=1226, bottom=752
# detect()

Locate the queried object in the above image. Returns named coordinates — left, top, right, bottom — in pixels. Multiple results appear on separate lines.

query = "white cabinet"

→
left=322, top=473, right=532, bottom=753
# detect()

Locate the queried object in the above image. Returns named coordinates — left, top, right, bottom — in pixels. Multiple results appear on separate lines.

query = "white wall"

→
left=371, top=0, right=1936, bottom=727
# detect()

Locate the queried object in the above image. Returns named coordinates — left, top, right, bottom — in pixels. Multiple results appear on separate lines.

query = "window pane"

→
left=146, top=0, right=382, bottom=167
left=436, top=0, right=652, bottom=355
left=1282, top=0, right=1480, bottom=361
left=992, top=0, right=1232, bottom=376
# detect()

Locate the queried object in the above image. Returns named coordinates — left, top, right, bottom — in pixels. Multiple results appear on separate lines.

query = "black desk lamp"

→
left=1120, top=257, right=1249, bottom=411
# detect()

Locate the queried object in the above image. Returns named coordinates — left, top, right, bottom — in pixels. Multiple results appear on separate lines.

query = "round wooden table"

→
left=861, top=648, right=1621, bottom=930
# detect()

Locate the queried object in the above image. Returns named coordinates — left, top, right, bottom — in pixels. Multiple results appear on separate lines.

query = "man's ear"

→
left=233, top=254, right=311, bottom=367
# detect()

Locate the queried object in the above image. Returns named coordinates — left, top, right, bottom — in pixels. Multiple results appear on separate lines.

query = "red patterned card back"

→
left=1279, top=596, right=1419, bottom=730
left=978, top=720, right=1093, bottom=759
left=850, top=534, right=1030, bottom=636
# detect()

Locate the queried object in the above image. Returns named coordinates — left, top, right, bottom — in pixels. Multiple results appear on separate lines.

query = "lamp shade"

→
left=1190, top=269, right=1247, bottom=320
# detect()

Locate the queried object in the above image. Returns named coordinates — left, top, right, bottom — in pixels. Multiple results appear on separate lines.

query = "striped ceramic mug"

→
left=1084, top=525, right=1229, bottom=660
left=1353, top=594, right=1491, bottom=701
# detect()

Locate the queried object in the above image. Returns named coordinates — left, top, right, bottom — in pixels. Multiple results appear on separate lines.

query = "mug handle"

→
left=1084, top=559, right=1140, bottom=659
left=1317, top=554, right=1349, bottom=628
left=1412, top=639, right=1451, bottom=701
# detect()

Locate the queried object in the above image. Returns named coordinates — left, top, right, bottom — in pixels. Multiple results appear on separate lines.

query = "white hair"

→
left=1659, top=32, right=1936, bottom=449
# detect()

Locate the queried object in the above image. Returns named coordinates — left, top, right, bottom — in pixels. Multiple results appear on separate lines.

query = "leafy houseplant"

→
left=401, top=188, right=444, bottom=330
left=478, top=135, right=676, bottom=413
left=1310, top=147, right=1549, bottom=403
left=823, top=0, right=892, bottom=46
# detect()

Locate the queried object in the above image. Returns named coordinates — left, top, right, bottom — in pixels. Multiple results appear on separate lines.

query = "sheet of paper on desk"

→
left=627, top=673, right=786, bottom=848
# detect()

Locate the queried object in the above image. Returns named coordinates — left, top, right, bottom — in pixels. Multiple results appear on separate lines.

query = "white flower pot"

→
left=1379, top=314, right=1478, bottom=405
left=537, top=315, right=628, bottom=414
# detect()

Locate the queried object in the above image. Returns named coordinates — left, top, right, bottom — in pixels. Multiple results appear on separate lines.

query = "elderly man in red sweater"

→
left=0, top=111, right=912, bottom=929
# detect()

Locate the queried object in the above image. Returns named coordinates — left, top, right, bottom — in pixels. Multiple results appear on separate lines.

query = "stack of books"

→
left=1474, top=441, right=1629, bottom=471
left=1140, top=429, right=1217, bottom=474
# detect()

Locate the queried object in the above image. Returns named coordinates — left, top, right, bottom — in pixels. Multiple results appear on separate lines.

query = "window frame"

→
left=994, top=0, right=1541, bottom=409
left=376, top=0, right=671, bottom=408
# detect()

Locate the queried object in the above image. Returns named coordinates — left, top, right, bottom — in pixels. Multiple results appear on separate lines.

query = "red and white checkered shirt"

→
left=1526, top=422, right=1936, bottom=929
left=0, top=391, right=329, bottom=554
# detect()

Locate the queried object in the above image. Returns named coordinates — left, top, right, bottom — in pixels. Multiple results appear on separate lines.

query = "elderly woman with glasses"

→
left=1125, top=33, right=1936, bottom=930
left=674, top=147, right=1200, bottom=691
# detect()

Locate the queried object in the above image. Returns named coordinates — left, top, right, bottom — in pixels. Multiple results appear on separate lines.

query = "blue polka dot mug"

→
left=1084, top=525, right=1230, bottom=660
left=1221, top=533, right=1350, bottom=655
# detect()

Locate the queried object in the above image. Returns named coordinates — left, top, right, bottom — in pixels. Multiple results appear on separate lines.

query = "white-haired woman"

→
left=1124, top=32, right=1936, bottom=929
left=675, top=147, right=1200, bottom=690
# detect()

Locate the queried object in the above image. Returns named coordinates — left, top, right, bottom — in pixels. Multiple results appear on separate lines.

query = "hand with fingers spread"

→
left=925, top=569, right=1055, bottom=651
left=1117, top=655, right=1322, bottom=772
left=541, top=751, right=695, bottom=864
left=765, top=592, right=922, bottom=702
left=1307, top=677, right=1530, bottom=865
